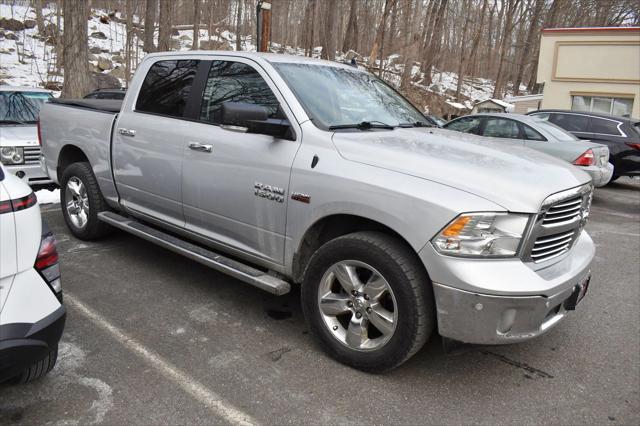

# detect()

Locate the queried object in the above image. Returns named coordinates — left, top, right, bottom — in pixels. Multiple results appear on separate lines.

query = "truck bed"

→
left=49, top=98, right=123, bottom=113
left=39, top=98, right=120, bottom=204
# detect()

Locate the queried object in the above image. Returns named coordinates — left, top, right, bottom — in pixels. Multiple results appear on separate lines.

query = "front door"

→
left=181, top=58, right=301, bottom=265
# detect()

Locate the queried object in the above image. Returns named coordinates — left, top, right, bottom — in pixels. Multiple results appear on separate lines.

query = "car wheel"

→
left=60, top=162, right=111, bottom=240
left=301, top=231, right=435, bottom=372
left=14, top=345, right=58, bottom=384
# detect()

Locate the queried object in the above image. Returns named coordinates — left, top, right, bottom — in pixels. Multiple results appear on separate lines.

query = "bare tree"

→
left=320, top=0, right=337, bottom=60
left=193, top=0, right=201, bottom=49
left=61, top=0, right=90, bottom=98
left=235, top=0, right=242, bottom=51
left=158, top=0, right=172, bottom=51
left=144, top=0, right=156, bottom=53
left=342, top=0, right=359, bottom=53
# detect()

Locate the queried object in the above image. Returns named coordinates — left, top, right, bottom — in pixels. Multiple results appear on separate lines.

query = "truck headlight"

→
left=0, top=147, right=24, bottom=165
left=432, top=213, right=530, bottom=257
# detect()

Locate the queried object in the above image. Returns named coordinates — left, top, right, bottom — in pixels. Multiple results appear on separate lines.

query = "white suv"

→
left=0, top=164, right=65, bottom=383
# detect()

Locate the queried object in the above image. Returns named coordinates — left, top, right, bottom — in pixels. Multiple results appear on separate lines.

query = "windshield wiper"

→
left=329, top=121, right=395, bottom=131
left=0, top=120, right=27, bottom=124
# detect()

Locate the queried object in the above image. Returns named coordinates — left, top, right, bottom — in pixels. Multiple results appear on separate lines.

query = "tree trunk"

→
left=125, top=0, right=134, bottom=84
left=61, top=0, right=90, bottom=98
left=193, top=0, right=200, bottom=49
left=513, top=0, right=544, bottom=95
left=455, top=0, right=472, bottom=101
left=369, top=0, right=394, bottom=70
left=492, top=0, right=521, bottom=98
left=143, top=0, right=156, bottom=52
left=400, top=0, right=425, bottom=92
left=33, top=0, right=45, bottom=34
left=320, top=0, right=337, bottom=60
left=158, top=0, right=172, bottom=51
left=342, top=0, right=358, bottom=53
left=421, top=0, right=448, bottom=83
left=235, top=0, right=242, bottom=51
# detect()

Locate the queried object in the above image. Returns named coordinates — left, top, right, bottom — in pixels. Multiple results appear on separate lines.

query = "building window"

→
left=571, top=95, right=633, bottom=117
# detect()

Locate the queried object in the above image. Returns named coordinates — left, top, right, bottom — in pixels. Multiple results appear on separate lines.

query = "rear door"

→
left=180, top=58, right=301, bottom=265
left=548, top=113, right=592, bottom=140
left=112, top=59, right=203, bottom=228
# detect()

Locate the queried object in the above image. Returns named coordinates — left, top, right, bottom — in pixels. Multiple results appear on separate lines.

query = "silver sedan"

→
left=444, top=113, right=614, bottom=187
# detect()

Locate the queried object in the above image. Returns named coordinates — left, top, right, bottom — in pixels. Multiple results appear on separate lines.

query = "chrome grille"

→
left=523, top=184, right=593, bottom=264
left=531, top=230, right=576, bottom=262
left=23, top=146, right=41, bottom=164
left=542, top=196, right=582, bottom=225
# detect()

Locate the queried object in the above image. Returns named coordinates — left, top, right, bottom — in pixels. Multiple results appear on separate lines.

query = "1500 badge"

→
left=254, top=182, right=285, bottom=203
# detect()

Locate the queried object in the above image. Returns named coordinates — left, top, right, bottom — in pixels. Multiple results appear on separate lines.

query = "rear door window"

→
left=591, top=118, right=623, bottom=136
left=482, top=118, right=520, bottom=139
left=444, top=116, right=482, bottom=134
left=550, top=113, right=590, bottom=133
left=136, top=60, right=199, bottom=118
left=199, top=61, right=280, bottom=124
left=521, top=124, right=546, bottom=141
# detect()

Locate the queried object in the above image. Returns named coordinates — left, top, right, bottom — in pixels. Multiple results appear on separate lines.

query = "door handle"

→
left=118, top=128, right=136, bottom=137
left=188, top=142, right=213, bottom=153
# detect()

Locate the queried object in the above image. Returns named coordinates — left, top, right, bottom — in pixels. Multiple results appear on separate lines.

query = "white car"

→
left=0, top=164, right=64, bottom=383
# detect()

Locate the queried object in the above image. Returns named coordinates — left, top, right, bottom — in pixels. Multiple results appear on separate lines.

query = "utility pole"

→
left=256, top=0, right=272, bottom=52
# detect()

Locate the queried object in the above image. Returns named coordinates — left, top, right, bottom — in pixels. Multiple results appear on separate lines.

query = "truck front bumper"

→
left=420, top=230, right=595, bottom=345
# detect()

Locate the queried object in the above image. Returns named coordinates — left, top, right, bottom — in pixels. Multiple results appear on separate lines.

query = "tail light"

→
left=573, top=149, right=595, bottom=166
left=37, top=118, right=43, bottom=145
left=35, top=232, right=62, bottom=298
left=0, top=192, right=37, bottom=215
left=626, top=142, right=640, bottom=150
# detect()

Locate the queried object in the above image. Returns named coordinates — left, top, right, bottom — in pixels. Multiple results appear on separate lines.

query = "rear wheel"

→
left=301, top=231, right=435, bottom=372
left=14, top=345, right=58, bottom=384
left=60, top=162, right=112, bottom=240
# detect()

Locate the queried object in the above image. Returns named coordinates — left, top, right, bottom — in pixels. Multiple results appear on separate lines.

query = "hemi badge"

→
left=291, top=192, right=311, bottom=204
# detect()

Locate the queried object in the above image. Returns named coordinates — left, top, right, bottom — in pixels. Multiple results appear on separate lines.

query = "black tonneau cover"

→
left=49, top=98, right=123, bottom=113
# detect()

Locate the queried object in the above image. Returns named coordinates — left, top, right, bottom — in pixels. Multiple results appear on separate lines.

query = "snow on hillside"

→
left=1, top=3, right=505, bottom=104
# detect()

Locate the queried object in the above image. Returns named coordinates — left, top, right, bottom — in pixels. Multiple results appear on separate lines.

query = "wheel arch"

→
left=57, top=144, right=90, bottom=182
left=292, top=213, right=426, bottom=284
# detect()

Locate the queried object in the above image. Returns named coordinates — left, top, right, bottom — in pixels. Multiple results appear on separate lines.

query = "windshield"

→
left=273, top=63, right=429, bottom=129
left=532, top=119, right=579, bottom=142
left=0, top=91, right=52, bottom=124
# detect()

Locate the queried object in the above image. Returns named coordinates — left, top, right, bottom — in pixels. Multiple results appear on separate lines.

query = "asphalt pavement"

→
left=1, top=178, right=638, bottom=425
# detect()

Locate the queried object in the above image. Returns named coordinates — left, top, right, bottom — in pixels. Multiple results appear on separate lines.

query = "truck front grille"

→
left=23, top=146, right=41, bottom=164
left=542, top=195, right=582, bottom=226
left=523, top=184, right=593, bottom=264
left=531, top=230, right=576, bottom=262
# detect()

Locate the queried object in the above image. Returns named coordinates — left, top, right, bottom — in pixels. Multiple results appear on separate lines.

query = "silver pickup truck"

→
left=40, top=52, right=595, bottom=372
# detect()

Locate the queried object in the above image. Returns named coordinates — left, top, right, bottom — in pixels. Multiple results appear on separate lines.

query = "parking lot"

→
left=1, top=179, right=638, bottom=425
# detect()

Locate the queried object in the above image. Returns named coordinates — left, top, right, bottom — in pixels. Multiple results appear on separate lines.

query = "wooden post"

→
left=257, top=1, right=272, bottom=52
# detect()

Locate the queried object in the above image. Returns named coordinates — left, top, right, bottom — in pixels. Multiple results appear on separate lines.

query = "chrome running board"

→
left=98, top=211, right=290, bottom=295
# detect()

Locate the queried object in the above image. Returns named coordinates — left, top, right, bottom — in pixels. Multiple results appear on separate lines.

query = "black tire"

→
left=301, top=231, right=435, bottom=372
left=14, top=345, right=58, bottom=384
left=60, top=162, right=112, bottom=240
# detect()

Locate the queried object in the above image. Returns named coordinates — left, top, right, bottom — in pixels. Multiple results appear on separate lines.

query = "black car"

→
left=526, top=110, right=640, bottom=180
left=83, top=88, right=126, bottom=100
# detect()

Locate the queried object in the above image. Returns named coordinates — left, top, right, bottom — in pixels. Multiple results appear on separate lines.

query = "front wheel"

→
left=301, top=231, right=435, bottom=372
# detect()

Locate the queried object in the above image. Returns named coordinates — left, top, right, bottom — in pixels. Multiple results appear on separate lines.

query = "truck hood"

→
left=331, top=127, right=591, bottom=212
left=0, top=124, right=39, bottom=147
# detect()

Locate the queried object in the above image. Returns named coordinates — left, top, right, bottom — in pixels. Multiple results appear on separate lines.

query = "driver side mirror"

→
left=220, top=102, right=295, bottom=141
